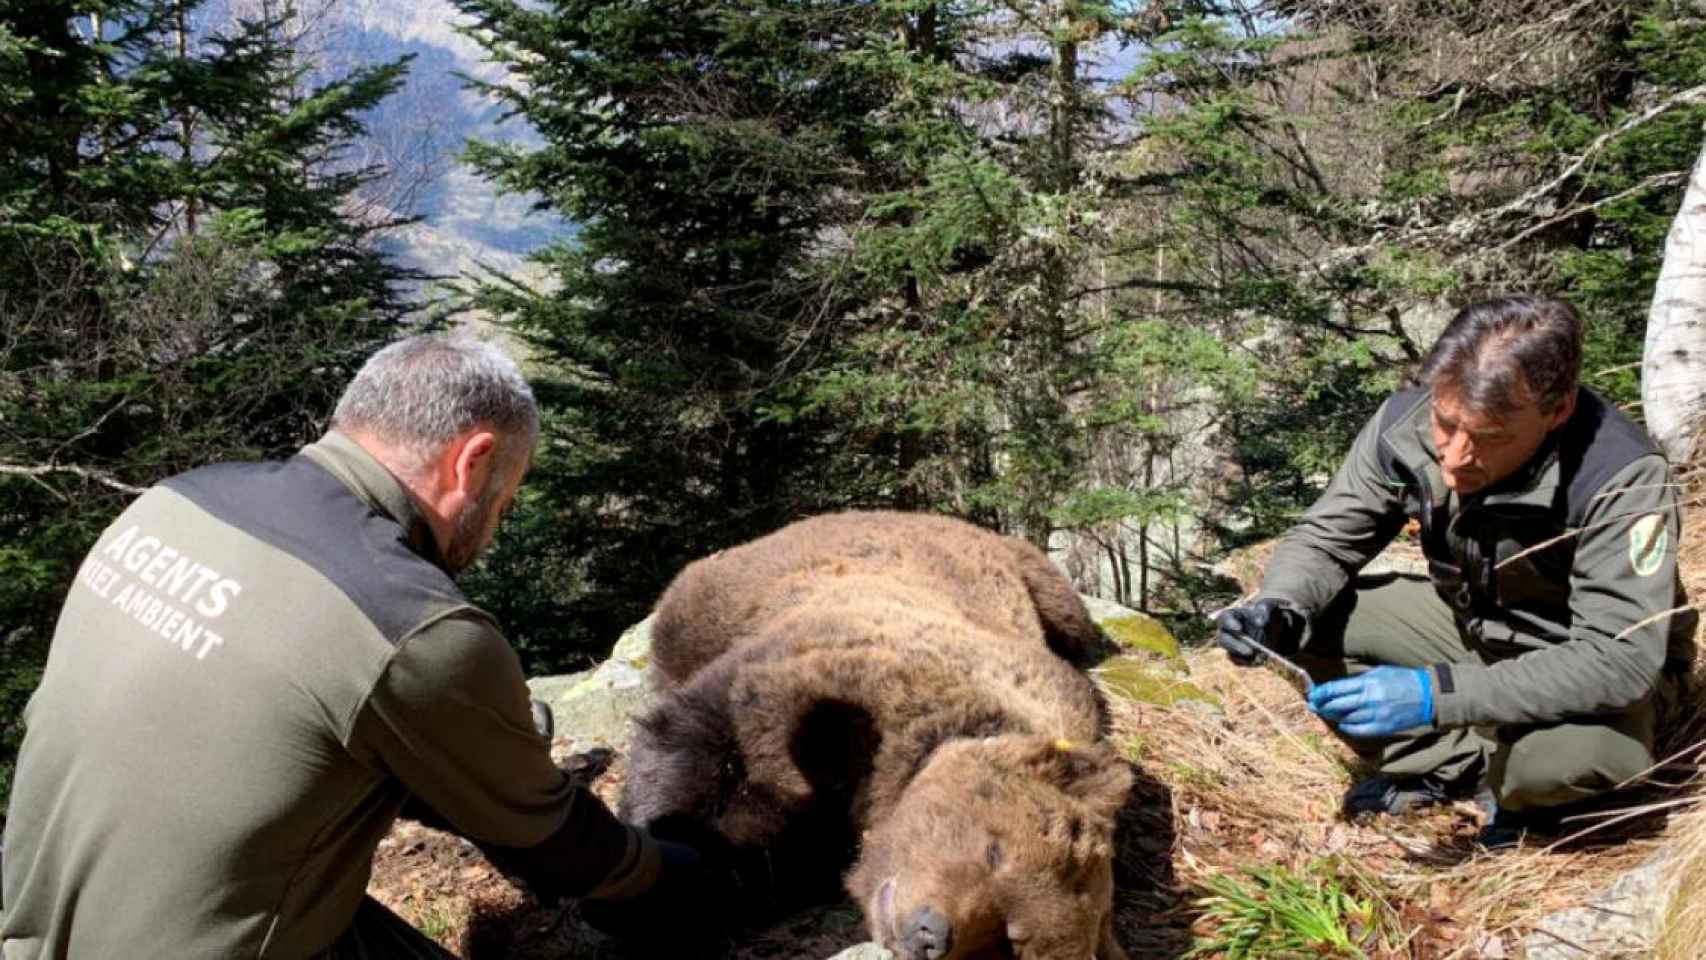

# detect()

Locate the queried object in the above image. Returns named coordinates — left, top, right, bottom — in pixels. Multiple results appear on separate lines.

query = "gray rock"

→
left=1359, top=542, right=1428, bottom=578
left=824, top=944, right=894, bottom=960
left=526, top=615, right=657, bottom=751
left=1081, top=593, right=1148, bottom=625
left=1522, top=852, right=1675, bottom=958
left=1397, top=296, right=1455, bottom=354
left=1081, top=596, right=1183, bottom=661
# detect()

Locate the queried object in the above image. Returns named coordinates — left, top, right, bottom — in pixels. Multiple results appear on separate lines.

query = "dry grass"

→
left=1657, top=797, right=1706, bottom=959
left=1108, top=651, right=1670, bottom=958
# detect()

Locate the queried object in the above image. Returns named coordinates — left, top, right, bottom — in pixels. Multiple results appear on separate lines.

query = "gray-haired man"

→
left=2, top=335, right=700, bottom=958
left=1217, top=296, right=1696, bottom=846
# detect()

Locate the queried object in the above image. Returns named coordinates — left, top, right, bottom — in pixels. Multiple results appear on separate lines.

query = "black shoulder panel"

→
left=1558, top=389, right=1662, bottom=525
left=163, top=456, right=465, bottom=644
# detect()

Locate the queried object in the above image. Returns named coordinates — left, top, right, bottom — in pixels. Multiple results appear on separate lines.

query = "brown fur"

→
left=622, top=511, right=1132, bottom=960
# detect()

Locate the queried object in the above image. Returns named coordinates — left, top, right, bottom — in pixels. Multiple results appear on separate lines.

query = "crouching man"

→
left=2, top=335, right=703, bottom=958
left=1217, top=296, right=1695, bottom=847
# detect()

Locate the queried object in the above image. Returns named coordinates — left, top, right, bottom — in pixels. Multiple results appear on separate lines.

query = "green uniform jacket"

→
left=2, top=432, right=656, bottom=959
left=1260, top=387, right=1695, bottom=729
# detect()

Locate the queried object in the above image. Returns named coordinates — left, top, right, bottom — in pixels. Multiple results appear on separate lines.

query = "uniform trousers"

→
left=318, top=897, right=458, bottom=960
left=1299, top=573, right=1661, bottom=811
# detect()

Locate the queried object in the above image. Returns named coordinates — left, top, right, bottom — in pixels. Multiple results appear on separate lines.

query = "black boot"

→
left=1342, top=771, right=1480, bottom=818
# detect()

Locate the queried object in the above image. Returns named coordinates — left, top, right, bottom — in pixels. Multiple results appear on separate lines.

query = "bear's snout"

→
left=897, top=905, right=954, bottom=960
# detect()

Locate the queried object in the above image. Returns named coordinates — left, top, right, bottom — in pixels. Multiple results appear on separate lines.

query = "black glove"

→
left=578, top=840, right=724, bottom=947
left=1215, top=597, right=1305, bottom=666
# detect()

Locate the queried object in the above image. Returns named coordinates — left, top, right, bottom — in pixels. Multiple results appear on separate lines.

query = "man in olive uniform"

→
left=1217, top=295, right=1695, bottom=846
left=2, top=336, right=701, bottom=958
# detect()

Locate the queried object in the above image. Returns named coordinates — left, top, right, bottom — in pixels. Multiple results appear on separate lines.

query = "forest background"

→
left=4, top=0, right=1706, bottom=811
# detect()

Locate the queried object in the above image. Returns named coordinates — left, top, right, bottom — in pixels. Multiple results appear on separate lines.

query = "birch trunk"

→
left=1642, top=139, right=1706, bottom=464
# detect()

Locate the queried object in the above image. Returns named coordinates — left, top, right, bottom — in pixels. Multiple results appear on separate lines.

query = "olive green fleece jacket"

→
left=1259, top=387, right=1695, bottom=729
left=2, top=432, right=657, bottom=959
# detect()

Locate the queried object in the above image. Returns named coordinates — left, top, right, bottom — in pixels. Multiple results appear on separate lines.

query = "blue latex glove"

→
left=1307, top=667, right=1434, bottom=738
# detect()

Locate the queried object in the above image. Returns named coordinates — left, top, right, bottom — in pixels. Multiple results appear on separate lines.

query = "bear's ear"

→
left=1039, top=740, right=1133, bottom=822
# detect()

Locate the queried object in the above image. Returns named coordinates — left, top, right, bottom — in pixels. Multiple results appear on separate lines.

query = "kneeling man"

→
left=1217, top=295, right=1695, bottom=846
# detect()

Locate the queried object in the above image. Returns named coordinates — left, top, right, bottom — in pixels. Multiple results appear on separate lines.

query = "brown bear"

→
left=620, top=510, right=1133, bottom=960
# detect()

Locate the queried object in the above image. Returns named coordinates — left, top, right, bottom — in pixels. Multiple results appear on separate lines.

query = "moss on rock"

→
left=1094, top=657, right=1217, bottom=708
left=1079, top=597, right=1218, bottom=709
left=1100, top=614, right=1182, bottom=661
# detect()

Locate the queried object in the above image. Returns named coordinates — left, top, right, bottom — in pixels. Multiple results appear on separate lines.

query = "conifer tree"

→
left=0, top=0, right=417, bottom=802
left=453, top=0, right=903, bottom=655
left=453, top=0, right=1242, bottom=627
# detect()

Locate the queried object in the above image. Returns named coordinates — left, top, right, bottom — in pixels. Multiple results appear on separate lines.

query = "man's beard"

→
left=445, top=483, right=501, bottom=574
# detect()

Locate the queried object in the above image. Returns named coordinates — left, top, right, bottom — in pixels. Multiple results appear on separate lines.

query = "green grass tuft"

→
left=1186, top=861, right=1383, bottom=959
left=408, top=904, right=456, bottom=942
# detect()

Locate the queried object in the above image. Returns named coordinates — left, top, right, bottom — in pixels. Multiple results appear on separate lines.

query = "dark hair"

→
left=1418, top=295, right=1583, bottom=415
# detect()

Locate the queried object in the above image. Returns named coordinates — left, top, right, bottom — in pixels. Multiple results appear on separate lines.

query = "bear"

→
left=620, top=510, right=1133, bottom=960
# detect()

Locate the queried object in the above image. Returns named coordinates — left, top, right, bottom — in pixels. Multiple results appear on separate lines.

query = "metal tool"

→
left=1228, top=630, right=1314, bottom=693
left=1207, top=599, right=1315, bottom=692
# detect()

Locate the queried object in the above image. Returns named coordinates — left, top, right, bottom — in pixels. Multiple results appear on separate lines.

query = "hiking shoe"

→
left=1342, top=773, right=1468, bottom=817
left=1475, top=808, right=1555, bottom=850
left=1475, top=802, right=1567, bottom=850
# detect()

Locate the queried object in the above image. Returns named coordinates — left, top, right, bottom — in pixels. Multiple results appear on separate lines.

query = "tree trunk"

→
left=176, top=0, right=197, bottom=234
left=1104, top=542, right=1125, bottom=607
left=1117, top=541, right=1131, bottom=607
left=1137, top=525, right=1149, bottom=611
left=1642, top=139, right=1706, bottom=464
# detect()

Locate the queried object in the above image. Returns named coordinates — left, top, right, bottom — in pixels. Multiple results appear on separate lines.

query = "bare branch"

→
left=0, top=463, right=148, bottom=496
left=1494, top=489, right=1703, bottom=569
left=1485, top=84, right=1706, bottom=223
left=1494, top=171, right=1693, bottom=252
left=1292, top=83, right=1706, bottom=277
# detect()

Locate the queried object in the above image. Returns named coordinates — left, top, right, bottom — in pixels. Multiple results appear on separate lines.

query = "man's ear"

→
left=1545, top=389, right=1578, bottom=431
left=450, top=430, right=501, bottom=498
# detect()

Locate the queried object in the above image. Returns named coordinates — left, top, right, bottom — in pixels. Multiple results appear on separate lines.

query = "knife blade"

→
left=1229, top=630, right=1314, bottom=692
left=1208, top=599, right=1315, bottom=692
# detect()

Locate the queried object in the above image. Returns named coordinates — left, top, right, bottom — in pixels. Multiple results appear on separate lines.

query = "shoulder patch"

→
left=1629, top=513, right=1668, bottom=577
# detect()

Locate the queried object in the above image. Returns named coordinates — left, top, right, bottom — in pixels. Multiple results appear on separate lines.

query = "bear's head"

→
left=845, top=734, right=1133, bottom=960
